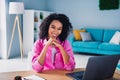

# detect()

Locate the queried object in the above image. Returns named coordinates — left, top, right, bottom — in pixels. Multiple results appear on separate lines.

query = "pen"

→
left=23, top=78, right=32, bottom=80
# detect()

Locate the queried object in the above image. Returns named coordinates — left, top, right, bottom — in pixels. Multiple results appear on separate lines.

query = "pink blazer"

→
left=32, top=39, right=76, bottom=72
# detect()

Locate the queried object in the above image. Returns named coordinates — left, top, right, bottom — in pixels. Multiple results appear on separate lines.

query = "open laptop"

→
left=66, top=54, right=120, bottom=80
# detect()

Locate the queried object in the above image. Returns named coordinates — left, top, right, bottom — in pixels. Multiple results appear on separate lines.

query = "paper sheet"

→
left=22, top=75, right=45, bottom=80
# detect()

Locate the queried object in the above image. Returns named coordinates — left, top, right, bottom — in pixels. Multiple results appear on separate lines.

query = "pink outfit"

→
left=32, top=39, right=75, bottom=73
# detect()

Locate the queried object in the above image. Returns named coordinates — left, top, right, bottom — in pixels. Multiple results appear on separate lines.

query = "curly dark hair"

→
left=39, top=13, right=73, bottom=42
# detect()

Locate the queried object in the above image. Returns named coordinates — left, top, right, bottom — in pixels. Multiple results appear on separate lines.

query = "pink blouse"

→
left=32, top=39, right=75, bottom=73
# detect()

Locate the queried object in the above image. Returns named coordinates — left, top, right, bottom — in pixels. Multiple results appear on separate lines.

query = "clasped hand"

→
left=46, top=38, right=61, bottom=48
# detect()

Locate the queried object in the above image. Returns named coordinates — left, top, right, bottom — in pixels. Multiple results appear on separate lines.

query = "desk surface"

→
left=0, top=68, right=120, bottom=80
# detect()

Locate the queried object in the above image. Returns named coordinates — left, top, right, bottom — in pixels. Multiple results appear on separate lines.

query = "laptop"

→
left=66, top=54, right=120, bottom=80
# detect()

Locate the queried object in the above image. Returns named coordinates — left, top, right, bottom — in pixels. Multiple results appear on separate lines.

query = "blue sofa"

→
left=68, top=28, right=120, bottom=55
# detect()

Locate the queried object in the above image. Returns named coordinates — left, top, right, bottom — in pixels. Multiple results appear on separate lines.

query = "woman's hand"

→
left=46, top=38, right=61, bottom=48
left=45, top=38, right=54, bottom=47
left=52, top=39, right=61, bottom=48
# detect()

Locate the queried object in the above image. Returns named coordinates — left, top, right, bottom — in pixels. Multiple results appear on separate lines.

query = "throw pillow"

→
left=73, top=29, right=86, bottom=40
left=109, top=31, right=120, bottom=45
left=80, top=32, right=92, bottom=41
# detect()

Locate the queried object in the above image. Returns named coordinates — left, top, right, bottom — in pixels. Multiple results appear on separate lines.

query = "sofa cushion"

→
left=85, top=28, right=104, bottom=42
left=73, top=29, right=86, bottom=40
left=109, top=31, right=120, bottom=45
left=103, top=29, right=120, bottom=42
left=72, top=41, right=100, bottom=49
left=80, top=32, right=93, bottom=41
left=98, top=42, right=120, bottom=51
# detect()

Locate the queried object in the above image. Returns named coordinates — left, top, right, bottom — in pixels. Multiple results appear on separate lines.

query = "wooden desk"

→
left=0, top=68, right=120, bottom=80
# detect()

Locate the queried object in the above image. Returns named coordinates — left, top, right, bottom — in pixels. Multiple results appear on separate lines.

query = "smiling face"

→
left=48, top=20, right=63, bottom=39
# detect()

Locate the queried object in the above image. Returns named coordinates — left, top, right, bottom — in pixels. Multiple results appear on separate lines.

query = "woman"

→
left=32, top=13, right=75, bottom=73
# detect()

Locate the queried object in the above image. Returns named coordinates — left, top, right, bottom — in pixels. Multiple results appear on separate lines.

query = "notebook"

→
left=66, top=54, right=120, bottom=80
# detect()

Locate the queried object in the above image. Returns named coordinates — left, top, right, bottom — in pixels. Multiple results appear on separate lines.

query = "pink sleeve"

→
left=31, top=40, right=44, bottom=73
left=63, top=40, right=76, bottom=71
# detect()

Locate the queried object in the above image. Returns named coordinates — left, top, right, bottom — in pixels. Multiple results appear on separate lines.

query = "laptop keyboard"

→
left=77, top=74, right=83, bottom=79
left=66, top=71, right=84, bottom=80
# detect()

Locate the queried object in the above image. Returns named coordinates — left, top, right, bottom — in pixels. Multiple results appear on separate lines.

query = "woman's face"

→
left=48, top=20, right=63, bottom=39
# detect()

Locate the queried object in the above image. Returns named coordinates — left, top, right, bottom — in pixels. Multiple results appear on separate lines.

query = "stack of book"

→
left=116, top=64, right=120, bottom=74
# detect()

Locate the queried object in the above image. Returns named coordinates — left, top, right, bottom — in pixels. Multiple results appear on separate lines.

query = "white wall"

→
left=47, top=0, right=120, bottom=29
left=0, top=2, right=1, bottom=58
left=0, top=0, right=7, bottom=59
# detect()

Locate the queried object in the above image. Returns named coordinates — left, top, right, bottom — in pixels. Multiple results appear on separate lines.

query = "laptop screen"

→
left=66, top=54, right=120, bottom=80
left=83, top=54, right=120, bottom=80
